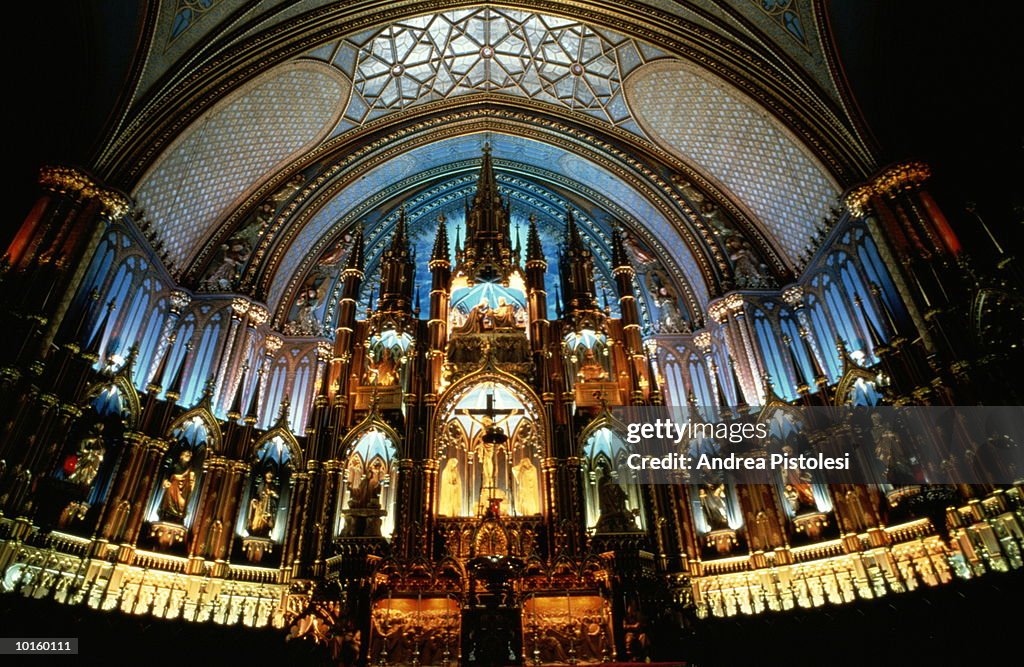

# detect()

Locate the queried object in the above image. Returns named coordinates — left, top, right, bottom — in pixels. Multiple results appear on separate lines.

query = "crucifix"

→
left=460, top=392, right=519, bottom=505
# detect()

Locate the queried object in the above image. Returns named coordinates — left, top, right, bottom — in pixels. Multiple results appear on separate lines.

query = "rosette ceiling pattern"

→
left=107, top=2, right=874, bottom=326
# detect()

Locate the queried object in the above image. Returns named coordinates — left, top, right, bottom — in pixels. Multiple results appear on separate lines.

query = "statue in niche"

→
left=726, top=237, right=771, bottom=289
left=348, top=458, right=385, bottom=510
left=201, top=203, right=276, bottom=291
left=346, top=455, right=363, bottom=494
left=671, top=174, right=706, bottom=205
left=780, top=446, right=816, bottom=514
left=511, top=457, right=540, bottom=515
left=626, top=239, right=657, bottom=267
left=438, top=457, right=462, bottom=516
left=703, top=204, right=736, bottom=239
left=318, top=231, right=354, bottom=267
left=201, top=240, right=248, bottom=291
left=247, top=469, right=280, bottom=537
left=576, top=346, right=609, bottom=382
left=159, top=449, right=197, bottom=522
left=341, top=455, right=386, bottom=533
left=699, top=482, right=729, bottom=530
left=595, top=464, right=637, bottom=532
left=489, top=297, right=517, bottom=329
left=65, top=423, right=105, bottom=487
left=657, top=295, right=688, bottom=334
left=234, top=212, right=267, bottom=249
left=364, top=347, right=399, bottom=386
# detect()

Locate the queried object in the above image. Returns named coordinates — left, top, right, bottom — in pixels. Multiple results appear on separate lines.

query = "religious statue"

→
left=438, top=457, right=462, bottom=516
left=284, top=282, right=327, bottom=336
left=474, top=436, right=501, bottom=495
left=454, top=298, right=489, bottom=335
left=348, top=459, right=385, bottom=509
left=699, top=482, right=729, bottom=530
left=364, top=347, right=399, bottom=386
left=65, top=423, right=105, bottom=487
left=201, top=240, right=248, bottom=291
left=461, top=407, right=518, bottom=497
left=269, top=173, right=305, bottom=206
left=647, top=268, right=688, bottom=333
left=511, top=457, right=540, bottom=515
left=780, top=445, right=816, bottom=513
left=726, top=237, right=771, bottom=289
left=576, top=346, right=608, bottom=382
left=247, top=470, right=280, bottom=537
left=489, top=297, right=517, bottom=329
left=159, top=449, right=197, bottom=521
left=595, top=464, right=637, bottom=532
left=656, top=294, right=687, bottom=333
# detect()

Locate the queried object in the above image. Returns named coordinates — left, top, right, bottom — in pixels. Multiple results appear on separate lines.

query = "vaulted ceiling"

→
left=87, top=1, right=878, bottom=329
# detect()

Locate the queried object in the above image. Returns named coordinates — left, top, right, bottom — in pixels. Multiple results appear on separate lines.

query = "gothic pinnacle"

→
left=526, top=213, right=544, bottom=262
left=431, top=214, right=450, bottom=263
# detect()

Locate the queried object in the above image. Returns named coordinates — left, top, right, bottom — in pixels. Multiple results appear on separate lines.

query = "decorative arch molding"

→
left=577, top=409, right=630, bottom=455
left=251, top=425, right=305, bottom=469
left=269, top=155, right=695, bottom=330
left=227, top=107, right=743, bottom=320
left=186, top=97, right=796, bottom=310
left=337, top=412, right=404, bottom=462
left=834, top=366, right=879, bottom=408
left=431, top=367, right=548, bottom=461
left=166, top=405, right=224, bottom=455
left=83, top=374, right=142, bottom=431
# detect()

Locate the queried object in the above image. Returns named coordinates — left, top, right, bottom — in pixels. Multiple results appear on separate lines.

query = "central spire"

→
left=474, top=142, right=500, bottom=212
left=455, top=143, right=517, bottom=283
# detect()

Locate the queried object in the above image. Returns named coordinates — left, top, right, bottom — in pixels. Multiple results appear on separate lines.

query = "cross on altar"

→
left=460, top=392, right=520, bottom=504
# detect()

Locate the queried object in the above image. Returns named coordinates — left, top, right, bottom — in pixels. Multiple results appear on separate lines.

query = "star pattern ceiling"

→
left=309, top=6, right=659, bottom=134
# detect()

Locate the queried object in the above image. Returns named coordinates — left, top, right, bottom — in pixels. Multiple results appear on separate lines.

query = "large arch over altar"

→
left=432, top=373, right=547, bottom=518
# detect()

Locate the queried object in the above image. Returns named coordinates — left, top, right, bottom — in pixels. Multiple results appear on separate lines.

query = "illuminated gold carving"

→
left=248, top=304, right=270, bottom=326
left=37, top=165, right=131, bottom=219
left=843, top=183, right=875, bottom=218
left=231, top=297, right=251, bottom=316
left=875, top=161, right=932, bottom=197
left=707, top=300, right=729, bottom=324
left=693, top=331, right=713, bottom=350
left=844, top=161, right=932, bottom=217
left=168, top=290, right=191, bottom=314
left=782, top=285, right=804, bottom=306
left=264, top=335, right=283, bottom=353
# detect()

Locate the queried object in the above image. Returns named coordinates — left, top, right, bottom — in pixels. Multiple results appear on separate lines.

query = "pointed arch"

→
left=83, top=373, right=142, bottom=430
left=166, top=405, right=223, bottom=455
left=251, top=425, right=304, bottom=469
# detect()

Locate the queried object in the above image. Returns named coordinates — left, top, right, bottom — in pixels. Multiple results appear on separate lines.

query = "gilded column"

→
left=213, top=298, right=250, bottom=413
left=146, top=291, right=191, bottom=385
